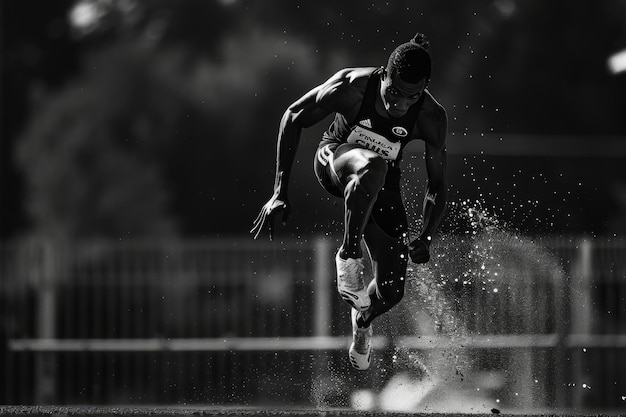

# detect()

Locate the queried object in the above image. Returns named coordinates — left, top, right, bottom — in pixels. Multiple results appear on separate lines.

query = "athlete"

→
left=251, top=33, right=448, bottom=370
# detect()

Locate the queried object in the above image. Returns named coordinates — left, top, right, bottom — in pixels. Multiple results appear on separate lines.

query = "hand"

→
left=250, top=195, right=291, bottom=240
left=408, top=236, right=431, bottom=264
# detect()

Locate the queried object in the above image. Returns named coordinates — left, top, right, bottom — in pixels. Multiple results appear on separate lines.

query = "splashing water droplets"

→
left=390, top=188, right=569, bottom=408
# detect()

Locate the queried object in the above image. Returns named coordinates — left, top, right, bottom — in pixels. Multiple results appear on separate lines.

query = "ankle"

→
left=338, top=247, right=362, bottom=260
left=356, top=314, right=368, bottom=329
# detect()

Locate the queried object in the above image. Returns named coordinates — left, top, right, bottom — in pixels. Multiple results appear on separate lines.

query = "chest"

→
left=345, top=120, right=410, bottom=160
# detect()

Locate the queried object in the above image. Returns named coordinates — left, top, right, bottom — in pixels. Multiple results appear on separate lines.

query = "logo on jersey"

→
left=359, top=119, right=372, bottom=128
left=346, top=126, right=401, bottom=161
left=392, top=126, right=409, bottom=137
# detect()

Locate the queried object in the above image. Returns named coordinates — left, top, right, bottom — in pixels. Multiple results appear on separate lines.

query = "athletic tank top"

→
left=320, top=67, right=425, bottom=166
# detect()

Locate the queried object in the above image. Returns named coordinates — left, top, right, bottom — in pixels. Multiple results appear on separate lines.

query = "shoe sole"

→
left=338, top=289, right=370, bottom=312
left=349, top=308, right=372, bottom=370
left=349, top=343, right=372, bottom=370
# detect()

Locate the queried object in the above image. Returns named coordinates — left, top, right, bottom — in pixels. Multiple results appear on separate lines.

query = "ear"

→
left=380, top=68, right=387, bottom=80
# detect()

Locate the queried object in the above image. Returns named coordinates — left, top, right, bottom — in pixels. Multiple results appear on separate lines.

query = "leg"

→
left=332, top=144, right=388, bottom=259
left=348, top=217, right=408, bottom=370
left=357, top=221, right=409, bottom=327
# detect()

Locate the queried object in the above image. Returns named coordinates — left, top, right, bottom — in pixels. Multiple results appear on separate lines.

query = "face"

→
left=380, top=70, right=427, bottom=118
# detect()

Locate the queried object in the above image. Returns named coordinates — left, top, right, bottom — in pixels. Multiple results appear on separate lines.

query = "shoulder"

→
left=327, top=67, right=378, bottom=88
left=421, top=91, right=447, bottom=125
left=314, top=67, right=377, bottom=110
left=416, top=90, right=447, bottom=149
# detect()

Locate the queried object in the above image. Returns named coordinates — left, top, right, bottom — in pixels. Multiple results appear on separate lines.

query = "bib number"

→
left=346, top=126, right=401, bottom=161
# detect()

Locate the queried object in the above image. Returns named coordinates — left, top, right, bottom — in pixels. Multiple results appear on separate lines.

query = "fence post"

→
left=28, top=238, right=59, bottom=404
left=571, top=239, right=593, bottom=334
left=571, top=238, right=593, bottom=410
left=553, top=261, right=568, bottom=409
left=311, top=236, right=333, bottom=405
left=313, top=236, right=332, bottom=337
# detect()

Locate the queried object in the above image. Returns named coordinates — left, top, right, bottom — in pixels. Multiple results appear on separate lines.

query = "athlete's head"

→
left=386, top=33, right=432, bottom=83
left=380, top=33, right=431, bottom=118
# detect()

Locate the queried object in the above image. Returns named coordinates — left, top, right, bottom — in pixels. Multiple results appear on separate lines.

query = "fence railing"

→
left=1, top=235, right=626, bottom=411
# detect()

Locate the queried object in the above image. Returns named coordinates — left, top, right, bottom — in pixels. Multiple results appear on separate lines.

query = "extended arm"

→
left=251, top=69, right=364, bottom=240
left=272, top=89, right=333, bottom=200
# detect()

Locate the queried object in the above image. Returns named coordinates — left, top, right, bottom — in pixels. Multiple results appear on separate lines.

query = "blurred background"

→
left=2, top=0, right=626, bottom=413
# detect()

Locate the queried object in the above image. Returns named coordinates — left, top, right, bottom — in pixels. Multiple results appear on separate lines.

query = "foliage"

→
left=5, top=0, right=626, bottom=238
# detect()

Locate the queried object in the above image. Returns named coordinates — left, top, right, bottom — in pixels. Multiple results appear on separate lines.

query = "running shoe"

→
left=349, top=308, right=372, bottom=370
left=335, top=253, right=370, bottom=311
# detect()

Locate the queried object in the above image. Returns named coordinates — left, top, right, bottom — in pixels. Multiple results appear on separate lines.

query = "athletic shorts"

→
left=313, top=143, right=408, bottom=239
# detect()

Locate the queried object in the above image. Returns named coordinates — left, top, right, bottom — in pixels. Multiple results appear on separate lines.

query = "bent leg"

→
left=332, top=144, right=388, bottom=259
left=358, top=218, right=409, bottom=328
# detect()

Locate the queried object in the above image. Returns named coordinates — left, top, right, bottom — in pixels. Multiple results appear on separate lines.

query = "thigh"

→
left=314, top=143, right=385, bottom=197
left=332, top=143, right=384, bottom=184
left=314, top=144, right=343, bottom=197
left=370, top=185, right=408, bottom=239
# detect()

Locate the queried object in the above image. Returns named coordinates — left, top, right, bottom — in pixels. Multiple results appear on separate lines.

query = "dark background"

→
left=2, top=0, right=626, bottom=241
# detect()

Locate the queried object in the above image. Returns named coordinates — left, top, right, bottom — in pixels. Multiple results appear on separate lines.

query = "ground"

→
left=0, top=405, right=618, bottom=417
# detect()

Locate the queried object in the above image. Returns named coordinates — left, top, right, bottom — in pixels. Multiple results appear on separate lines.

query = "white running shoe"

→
left=349, top=308, right=372, bottom=370
left=335, top=253, right=370, bottom=312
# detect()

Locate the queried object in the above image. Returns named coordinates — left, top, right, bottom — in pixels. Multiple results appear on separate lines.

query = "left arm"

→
left=409, top=95, right=448, bottom=263
left=420, top=137, right=448, bottom=241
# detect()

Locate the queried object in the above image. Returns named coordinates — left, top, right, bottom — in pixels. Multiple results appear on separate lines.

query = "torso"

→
left=320, top=67, right=425, bottom=162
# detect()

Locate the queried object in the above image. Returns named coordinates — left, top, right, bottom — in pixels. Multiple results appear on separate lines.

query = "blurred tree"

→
left=67, top=0, right=236, bottom=51
left=461, top=0, right=626, bottom=135
left=12, top=0, right=329, bottom=237
left=5, top=0, right=626, bottom=239
left=1, top=0, right=81, bottom=237
left=15, top=42, right=181, bottom=239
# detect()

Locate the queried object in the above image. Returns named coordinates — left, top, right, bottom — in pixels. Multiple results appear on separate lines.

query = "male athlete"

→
left=251, top=33, right=448, bottom=370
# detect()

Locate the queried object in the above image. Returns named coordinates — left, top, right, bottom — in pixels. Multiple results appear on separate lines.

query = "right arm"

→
left=272, top=87, right=333, bottom=200
left=251, top=68, right=369, bottom=240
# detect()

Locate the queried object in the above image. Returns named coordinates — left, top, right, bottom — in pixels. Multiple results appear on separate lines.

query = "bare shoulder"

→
left=421, top=91, right=447, bottom=125
left=315, top=67, right=377, bottom=112
left=329, top=67, right=377, bottom=88
left=417, top=90, right=448, bottom=149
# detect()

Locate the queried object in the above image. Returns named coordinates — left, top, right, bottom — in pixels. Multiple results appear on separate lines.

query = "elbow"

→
left=282, top=107, right=305, bottom=130
left=282, top=108, right=296, bottom=123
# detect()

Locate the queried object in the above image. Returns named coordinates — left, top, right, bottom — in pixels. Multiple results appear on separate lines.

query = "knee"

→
left=360, top=156, right=387, bottom=190
left=344, top=156, right=387, bottom=198
left=378, top=277, right=405, bottom=306
left=376, top=245, right=408, bottom=306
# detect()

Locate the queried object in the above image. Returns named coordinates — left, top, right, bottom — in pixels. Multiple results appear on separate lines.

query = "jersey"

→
left=314, top=68, right=426, bottom=238
left=320, top=67, right=425, bottom=169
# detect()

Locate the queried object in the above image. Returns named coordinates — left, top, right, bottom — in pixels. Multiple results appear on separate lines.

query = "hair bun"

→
left=411, top=33, right=430, bottom=49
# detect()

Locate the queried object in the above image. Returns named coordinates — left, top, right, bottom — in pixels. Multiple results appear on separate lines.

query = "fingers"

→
left=407, top=238, right=427, bottom=263
left=252, top=207, right=265, bottom=227
left=250, top=217, right=263, bottom=240
left=250, top=199, right=288, bottom=240
left=250, top=208, right=268, bottom=240
left=250, top=206, right=275, bottom=240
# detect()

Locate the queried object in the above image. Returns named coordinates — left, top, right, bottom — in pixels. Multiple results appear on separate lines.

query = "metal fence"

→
left=1, top=234, right=626, bottom=411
